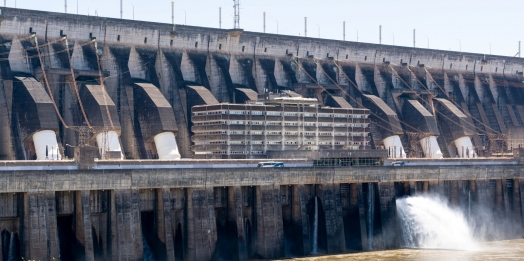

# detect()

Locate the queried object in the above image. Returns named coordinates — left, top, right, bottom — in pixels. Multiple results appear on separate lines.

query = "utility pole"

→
left=120, top=0, right=122, bottom=19
left=379, top=25, right=382, bottom=44
left=520, top=41, right=521, bottom=58
left=233, top=0, right=240, bottom=29
left=343, top=21, right=346, bottom=41
left=263, top=12, right=266, bottom=33
left=413, top=29, right=416, bottom=48
left=304, top=17, right=307, bottom=37
left=65, top=0, right=67, bottom=13
left=76, top=0, right=78, bottom=14
left=219, top=7, right=222, bottom=29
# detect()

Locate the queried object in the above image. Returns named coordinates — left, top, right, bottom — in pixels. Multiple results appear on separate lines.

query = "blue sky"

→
left=8, top=0, right=524, bottom=57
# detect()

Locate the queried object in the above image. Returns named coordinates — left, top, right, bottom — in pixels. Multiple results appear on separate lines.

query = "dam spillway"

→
left=0, top=6, right=523, bottom=261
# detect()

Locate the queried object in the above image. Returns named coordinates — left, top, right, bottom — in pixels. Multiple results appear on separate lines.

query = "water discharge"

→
left=396, top=195, right=478, bottom=250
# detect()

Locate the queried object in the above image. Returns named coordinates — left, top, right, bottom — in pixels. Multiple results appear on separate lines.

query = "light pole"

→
left=316, top=24, right=320, bottom=38
left=489, top=43, right=491, bottom=55
left=379, top=25, right=382, bottom=44
left=413, top=28, right=416, bottom=48
left=343, top=21, right=345, bottom=41
left=392, top=32, right=394, bottom=45
left=425, top=36, right=429, bottom=49
left=458, top=39, right=461, bottom=52
left=120, top=0, right=122, bottom=19
left=182, top=9, right=186, bottom=25
left=304, top=17, right=307, bottom=37
left=276, top=20, right=278, bottom=34
left=355, top=28, right=358, bottom=42
left=263, top=12, right=266, bottom=33
left=131, top=4, right=134, bottom=20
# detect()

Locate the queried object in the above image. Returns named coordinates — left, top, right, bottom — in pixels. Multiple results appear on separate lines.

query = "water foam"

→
left=396, top=195, right=478, bottom=251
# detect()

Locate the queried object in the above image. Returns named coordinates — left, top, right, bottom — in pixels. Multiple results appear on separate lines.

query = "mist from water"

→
left=396, top=195, right=478, bottom=251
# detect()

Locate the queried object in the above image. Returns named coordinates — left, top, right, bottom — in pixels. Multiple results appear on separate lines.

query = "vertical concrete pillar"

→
left=110, top=189, right=143, bottom=261
left=0, top=78, right=14, bottom=160
left=450, top=180, right=459, bottom=207
left=495, top=179, right=504, bottom=214
left=377, top=182, right=400, bottom=249
left=253, top=58, right=267, bottom=94
left=101, top=45, right=140, bottom=160
left=297, top=184, right=310, bottom=255
left=519, top=179, right=524, bottom=228
left=206, top=53, right=225, bottom=101
left=186, top=187, right=217, bottom=261
left=254, top=185, right=284, bottom=259
left=290, top=185, right=305, bottom=256
left=156, top=50, right=192, bottom=158
left=231, top=186, right=247, bottom=260
left=423, top=181, right=430, bottom=193
left=274, top=59, right=289, bottom=89
left=157, top=188, right=175, bottom=261
left=408, top=181, right=417, bottom=195
left=76, top=191, right=95, bottom=261
left=23, top=192, right=60, bottom=260
left=513, top=180, right=522, bottom=229
left=356, top=183, right=368, bottom=251
left=319, top=184, right=346, bottom=254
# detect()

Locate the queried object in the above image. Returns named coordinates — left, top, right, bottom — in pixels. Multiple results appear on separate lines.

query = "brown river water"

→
left=273, top=239, right=524, bottom=261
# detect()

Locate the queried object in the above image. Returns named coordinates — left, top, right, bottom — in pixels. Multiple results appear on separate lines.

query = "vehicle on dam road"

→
left=257, top=162, right=285, bottom=168
left=391, top=161, right=405, bottom=166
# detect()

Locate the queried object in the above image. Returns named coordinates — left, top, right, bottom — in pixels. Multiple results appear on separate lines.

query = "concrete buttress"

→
left=186, top=187, right=217, bottom=261
left=110, top=189, right=143, bottom=261
left=255, top=185, right=284, bottom=259
left=377, top=182, right=400, bottom=249
left=231, top=186, right=247, bottom=260
left=76, top=190, right=95, bottom=261
left=319, top=184, right=346, bottom=254
left=23, top=192, right=60, bottom=260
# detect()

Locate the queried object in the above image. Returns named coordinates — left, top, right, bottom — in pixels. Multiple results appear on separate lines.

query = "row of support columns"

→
left=0, top=179, right=522, bottom=260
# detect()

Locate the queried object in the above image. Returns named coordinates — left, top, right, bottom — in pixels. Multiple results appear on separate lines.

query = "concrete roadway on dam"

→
left=0, top=162, right=522, bottom=193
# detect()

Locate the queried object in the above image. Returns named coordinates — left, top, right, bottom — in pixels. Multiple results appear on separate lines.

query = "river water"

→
left=276, top=239, right=524, bottom=261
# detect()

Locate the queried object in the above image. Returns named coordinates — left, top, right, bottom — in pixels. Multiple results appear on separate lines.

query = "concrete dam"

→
left=0, top=6, right=523, bottom=261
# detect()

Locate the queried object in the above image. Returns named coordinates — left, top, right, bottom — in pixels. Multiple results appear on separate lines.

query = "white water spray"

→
left=311, top=197, right=319, bottom=254
left=396, top=195, right=478, bottom=250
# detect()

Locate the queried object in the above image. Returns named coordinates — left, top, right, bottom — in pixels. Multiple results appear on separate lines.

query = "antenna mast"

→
left=65, top=0, right=67, bottom=13
left=233, top=0, right=240, bottom=28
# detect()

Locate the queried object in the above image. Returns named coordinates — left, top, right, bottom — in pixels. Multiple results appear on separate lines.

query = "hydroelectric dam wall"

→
left=1, top=158, right=524, bottom=261
left=0, top=6, right=523, bottom=261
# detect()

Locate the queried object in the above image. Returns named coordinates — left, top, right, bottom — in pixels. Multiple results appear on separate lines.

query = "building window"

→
left=229, top=111, right=244, bottom=115
left=266, top=112, right=281, bottom=116
left=318, top=113, right=331, bottom=117
left=318, top=123, right=331, bottom=127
